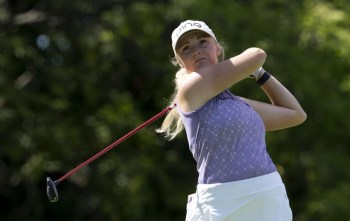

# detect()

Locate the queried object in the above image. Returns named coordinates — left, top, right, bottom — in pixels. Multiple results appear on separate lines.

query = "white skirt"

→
left=185, top=172, right=293, bottom=221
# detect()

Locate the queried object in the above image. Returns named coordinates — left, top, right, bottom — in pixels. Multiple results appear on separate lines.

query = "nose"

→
left=192, top=49, right=201, bottom=57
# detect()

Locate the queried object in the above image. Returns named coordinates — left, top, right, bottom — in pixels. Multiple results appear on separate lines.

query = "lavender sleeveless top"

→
left=177, top=90, right=276, bottom=184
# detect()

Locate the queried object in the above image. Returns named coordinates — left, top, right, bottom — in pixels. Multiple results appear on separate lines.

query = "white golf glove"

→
left=250, top=67, right=264, bottom=80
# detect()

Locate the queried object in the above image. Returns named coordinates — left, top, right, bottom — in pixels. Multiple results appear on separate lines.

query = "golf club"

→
left=46, top=104, right=175, bottom=202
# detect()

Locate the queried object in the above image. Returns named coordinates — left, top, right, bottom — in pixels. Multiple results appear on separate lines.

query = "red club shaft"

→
left=55, top=104, right=175, bottom=185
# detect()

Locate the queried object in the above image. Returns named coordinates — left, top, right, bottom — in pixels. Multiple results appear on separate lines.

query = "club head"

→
left=46, top=177, right=59, bottom=202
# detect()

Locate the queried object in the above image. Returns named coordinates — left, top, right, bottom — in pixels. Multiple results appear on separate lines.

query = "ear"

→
left=216, top=47, right=222, bottom=56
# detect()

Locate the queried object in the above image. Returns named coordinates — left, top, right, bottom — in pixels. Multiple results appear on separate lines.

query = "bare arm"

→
left=244, top=74, right=307, bottom=131
left=178, top=48, right=266, bottom=112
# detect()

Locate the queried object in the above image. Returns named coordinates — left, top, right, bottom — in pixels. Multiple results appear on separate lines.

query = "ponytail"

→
left=156, top=68, right=188, bottom=140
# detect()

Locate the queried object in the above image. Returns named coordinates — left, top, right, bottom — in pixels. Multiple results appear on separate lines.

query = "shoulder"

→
left=176, top=72, right=212, bottom=112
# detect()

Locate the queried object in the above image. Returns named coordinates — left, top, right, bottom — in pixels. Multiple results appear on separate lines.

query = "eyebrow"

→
left=176, top=32, right=210, bottom=49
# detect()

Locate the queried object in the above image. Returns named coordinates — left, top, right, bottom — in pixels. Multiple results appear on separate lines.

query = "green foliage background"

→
left=1, top=0, right=350, bottom=220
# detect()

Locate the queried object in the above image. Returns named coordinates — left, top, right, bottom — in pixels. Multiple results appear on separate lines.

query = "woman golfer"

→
left=157, top=20, right=307, bottom=221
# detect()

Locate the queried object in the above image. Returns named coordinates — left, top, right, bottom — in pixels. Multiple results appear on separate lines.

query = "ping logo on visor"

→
left=171, top=20, right=216, bottom=52
left=175, top=21, right=204, bottom=37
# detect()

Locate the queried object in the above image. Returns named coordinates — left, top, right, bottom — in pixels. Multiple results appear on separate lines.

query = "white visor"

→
left=171, top=20, right=216, bottom=53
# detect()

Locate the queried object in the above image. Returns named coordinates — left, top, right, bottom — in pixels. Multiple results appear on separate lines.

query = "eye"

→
left=199, top=39, right=207, bottom=44
left=181, top=45, right=190, bottom=54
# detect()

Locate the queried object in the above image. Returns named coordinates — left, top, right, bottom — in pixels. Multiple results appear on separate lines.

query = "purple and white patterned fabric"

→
left=177, top=90, right=276, bottom=184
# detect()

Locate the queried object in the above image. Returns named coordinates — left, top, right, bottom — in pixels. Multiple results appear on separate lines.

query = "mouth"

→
left=195, top=58, right=205, bottom=63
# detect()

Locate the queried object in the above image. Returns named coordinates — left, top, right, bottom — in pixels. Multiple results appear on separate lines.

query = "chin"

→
left=195, top=62, right=213, bottom=70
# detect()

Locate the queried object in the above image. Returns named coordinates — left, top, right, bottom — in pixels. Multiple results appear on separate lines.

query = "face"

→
left=175, top=31, right=220, bottom=72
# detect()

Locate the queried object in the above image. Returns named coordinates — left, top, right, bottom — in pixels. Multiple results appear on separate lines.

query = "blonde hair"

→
left=156, top=41, right=225, bottom=140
